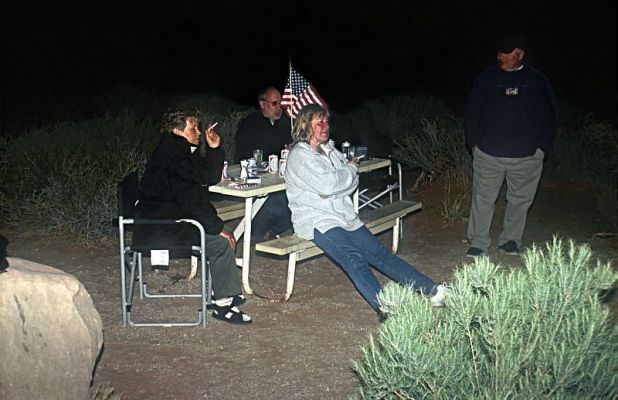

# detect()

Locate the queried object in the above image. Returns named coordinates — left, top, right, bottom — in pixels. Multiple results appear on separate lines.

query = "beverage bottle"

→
left=222, top=160, right=229, bottom=180
left=240, top=160, right=249, bottom=182
left=341, top=141, right=351, bottom=160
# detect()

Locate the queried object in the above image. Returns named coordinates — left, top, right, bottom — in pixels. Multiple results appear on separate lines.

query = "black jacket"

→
left=465, top=64, right=556, bottom=158
left=234, top=111, right=292, bottom=163
left=136, top=133, right=225, bottom=247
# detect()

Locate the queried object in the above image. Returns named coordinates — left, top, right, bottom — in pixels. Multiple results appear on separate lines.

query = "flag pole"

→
left=288, top=58, right=293, bottom=133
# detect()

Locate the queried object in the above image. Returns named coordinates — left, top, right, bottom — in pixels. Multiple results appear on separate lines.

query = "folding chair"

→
left=117, top=171, right=211, bottom=328
left=358, top=158, right=404, bottom=237
left=358, top=158, right=403, bottom=210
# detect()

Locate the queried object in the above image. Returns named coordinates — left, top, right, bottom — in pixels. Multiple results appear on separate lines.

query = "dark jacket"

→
left=135, top=133, right=225, bottom=247
left=234, top=111, right=292, bottom=163
left=465, top=64, right=556, bottom=158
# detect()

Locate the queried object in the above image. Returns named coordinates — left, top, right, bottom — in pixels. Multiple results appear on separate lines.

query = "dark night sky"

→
left=1, top=0, right=616, bottom=130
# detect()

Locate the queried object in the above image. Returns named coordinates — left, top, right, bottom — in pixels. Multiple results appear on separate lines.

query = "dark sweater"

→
left=465, top=64, right=556, bottom=158
left=137, top=133, right=225, bottom=237
left=234, top=111, right=292, bottom=163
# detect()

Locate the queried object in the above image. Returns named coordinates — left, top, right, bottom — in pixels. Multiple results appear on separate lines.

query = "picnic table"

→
left=209, top=158, right=402, bottom=298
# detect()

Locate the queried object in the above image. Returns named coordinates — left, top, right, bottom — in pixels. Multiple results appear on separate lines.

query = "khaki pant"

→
left=467, top=147, right=544, bottom=251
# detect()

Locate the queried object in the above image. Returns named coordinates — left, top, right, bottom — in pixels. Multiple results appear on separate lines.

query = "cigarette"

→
left=356, top=154, right=366, bottom=159
left=206, top=122, right=218, bottom=131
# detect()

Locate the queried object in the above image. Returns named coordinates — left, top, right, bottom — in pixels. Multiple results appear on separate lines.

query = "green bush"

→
left=365, top=95, right=456, bottom=141
left=0, top=97, right=251, bottom=242
left=354, top=237, right=618, bottom=399
left=547, top=118, right=617, bottom=183
left=0, top=112, right=156, bottom=241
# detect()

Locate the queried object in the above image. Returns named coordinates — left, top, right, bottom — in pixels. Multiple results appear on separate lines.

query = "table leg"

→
left=240, top=197, right=253, bottom=294
left=235, top=196, right=269, bottom=295
left=353, top=190, right=359, bottom=213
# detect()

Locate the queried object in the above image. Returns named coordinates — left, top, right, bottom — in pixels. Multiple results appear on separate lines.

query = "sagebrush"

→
left=354, top=237, right=618, bottom=399
left=0, top=101, right=250, bottom=242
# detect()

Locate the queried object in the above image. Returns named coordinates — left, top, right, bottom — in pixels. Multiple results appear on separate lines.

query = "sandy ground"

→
left=4, top=178, right=617, bottom=399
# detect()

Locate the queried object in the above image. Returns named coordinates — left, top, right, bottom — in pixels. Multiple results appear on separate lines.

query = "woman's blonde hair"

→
left=291, top=104, right=330, bottom=146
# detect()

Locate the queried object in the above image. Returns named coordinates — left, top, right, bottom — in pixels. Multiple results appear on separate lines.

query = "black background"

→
left=2, top=0, right=615, bottom=130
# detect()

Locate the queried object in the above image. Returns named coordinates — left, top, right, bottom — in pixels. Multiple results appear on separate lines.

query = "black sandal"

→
left=211, top=305, right=252, bottom=325
left=231, top=294, right=246, bottom=307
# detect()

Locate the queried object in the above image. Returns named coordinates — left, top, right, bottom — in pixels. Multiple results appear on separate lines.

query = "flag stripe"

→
left=282, top=68, right=328, bottom=119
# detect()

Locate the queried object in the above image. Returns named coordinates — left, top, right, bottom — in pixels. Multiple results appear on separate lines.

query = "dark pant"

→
left=205, top=234, right=242, bottom=299
left=312, top=226, right=436, bottom=312
left=251, top=191, right=293, bottom=241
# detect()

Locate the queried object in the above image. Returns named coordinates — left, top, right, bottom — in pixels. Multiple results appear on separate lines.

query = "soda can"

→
left=222, top=160, right=229, bottom=180
left=279, top=159, right=287, bottom=177
left=268, top=154, right=279, bottom=173
left=280, top=148, right=289, bottom=160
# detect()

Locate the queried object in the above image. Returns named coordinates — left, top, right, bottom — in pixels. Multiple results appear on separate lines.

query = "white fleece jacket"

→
left=284, top=142, right=363, bottom=240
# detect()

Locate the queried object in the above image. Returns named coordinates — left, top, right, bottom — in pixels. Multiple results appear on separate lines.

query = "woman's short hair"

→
left=161, top=105, right=201, bottom=134
left=291, top=104, right=330, bottom=145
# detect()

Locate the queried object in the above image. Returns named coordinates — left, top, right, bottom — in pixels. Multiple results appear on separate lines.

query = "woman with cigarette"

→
left=284, top=104, right=447, bottom=317
left=137, top=105, right=252, bottom=324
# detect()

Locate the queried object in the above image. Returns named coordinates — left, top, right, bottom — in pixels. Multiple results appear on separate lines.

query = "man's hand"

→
left=219, top=229, right=236, bottom=250
left=205, top=128, right=221, bottom=148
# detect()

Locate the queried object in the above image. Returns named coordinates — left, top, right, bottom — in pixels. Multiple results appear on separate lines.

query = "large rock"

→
left=0, top=257, right=103, bottom=400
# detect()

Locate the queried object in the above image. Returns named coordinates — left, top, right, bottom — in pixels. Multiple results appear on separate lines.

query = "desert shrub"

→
left=363, top=96, right=472, bottom=221
left=438, top=170, right=471, bottom=222
left=547, top=117, right=617, bottom=183
left=0, top=96, right=252, bottom=242
left=174, top=94, right=253, bottom=161
left=354, top=237, right=618, bottom=399
left=89, top=84, right=165, bottom=120
left=364, top=95, right=455, bottom=141
left=394, top=117, right=472, bottom=221
left=0, top=112, right=155, bottom=241
left=91, top=383, right=124, bottom=400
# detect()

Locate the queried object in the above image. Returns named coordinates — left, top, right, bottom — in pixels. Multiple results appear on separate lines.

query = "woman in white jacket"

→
left=284, top=104, right=446, bottom=316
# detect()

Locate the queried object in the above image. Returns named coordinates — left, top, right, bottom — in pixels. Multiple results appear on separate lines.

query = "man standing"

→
left=465, top=36, right=556, bottom=257
left=234, top=86, right=293, bottom=242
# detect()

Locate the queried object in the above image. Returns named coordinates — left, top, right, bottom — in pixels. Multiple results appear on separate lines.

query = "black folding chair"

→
left=117, top=171, right=211, bottom=328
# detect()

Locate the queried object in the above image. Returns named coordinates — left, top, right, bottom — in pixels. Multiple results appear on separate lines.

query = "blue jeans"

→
left=251, top=191, right=293, bottom=241
left=312, top=226, right=436, bottom=312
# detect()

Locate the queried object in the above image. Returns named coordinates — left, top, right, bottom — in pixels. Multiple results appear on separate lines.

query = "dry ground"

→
left=4, top=178, right=617, bottom=399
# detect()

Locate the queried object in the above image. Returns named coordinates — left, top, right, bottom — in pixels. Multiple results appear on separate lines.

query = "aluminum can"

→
left=280, top=148, right=290, bottom=160
left=268, top=154, right=279, bottom=173
left=341, top=141, right=350, bottom=159
left=279, top=159, right=287, bottom=177
left=222, top=160, right=229, bottom=179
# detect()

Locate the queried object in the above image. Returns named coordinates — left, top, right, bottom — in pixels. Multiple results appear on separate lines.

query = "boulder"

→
left=0, top=257, right=103, bottom=400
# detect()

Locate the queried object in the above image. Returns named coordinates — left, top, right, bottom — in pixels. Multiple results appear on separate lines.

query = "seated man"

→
left=234, top=86, right=293, bottom=242
left=136, top=105, right=251, bottom=325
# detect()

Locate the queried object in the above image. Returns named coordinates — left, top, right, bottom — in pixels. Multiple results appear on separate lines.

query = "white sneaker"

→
left=430, top=284, right=448, bottom=307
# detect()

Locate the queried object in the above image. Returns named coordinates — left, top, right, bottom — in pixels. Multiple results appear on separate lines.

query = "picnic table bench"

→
left=212, top=199, right=245, bottom=221
left=255, top=199, right=422, bottom=301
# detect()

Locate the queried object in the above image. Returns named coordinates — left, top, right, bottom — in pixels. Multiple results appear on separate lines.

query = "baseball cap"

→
left=496, top=33, right=527, bottom=53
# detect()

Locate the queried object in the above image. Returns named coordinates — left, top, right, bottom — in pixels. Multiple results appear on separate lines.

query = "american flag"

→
left=281, top=68, right=328, bottom=119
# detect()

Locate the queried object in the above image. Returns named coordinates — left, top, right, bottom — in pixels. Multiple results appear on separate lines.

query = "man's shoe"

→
left=498, top=241, right=519, bottom=255
left=430, top=284, right=449, bottom=307
left=466, top=247, right=484, bottom=258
